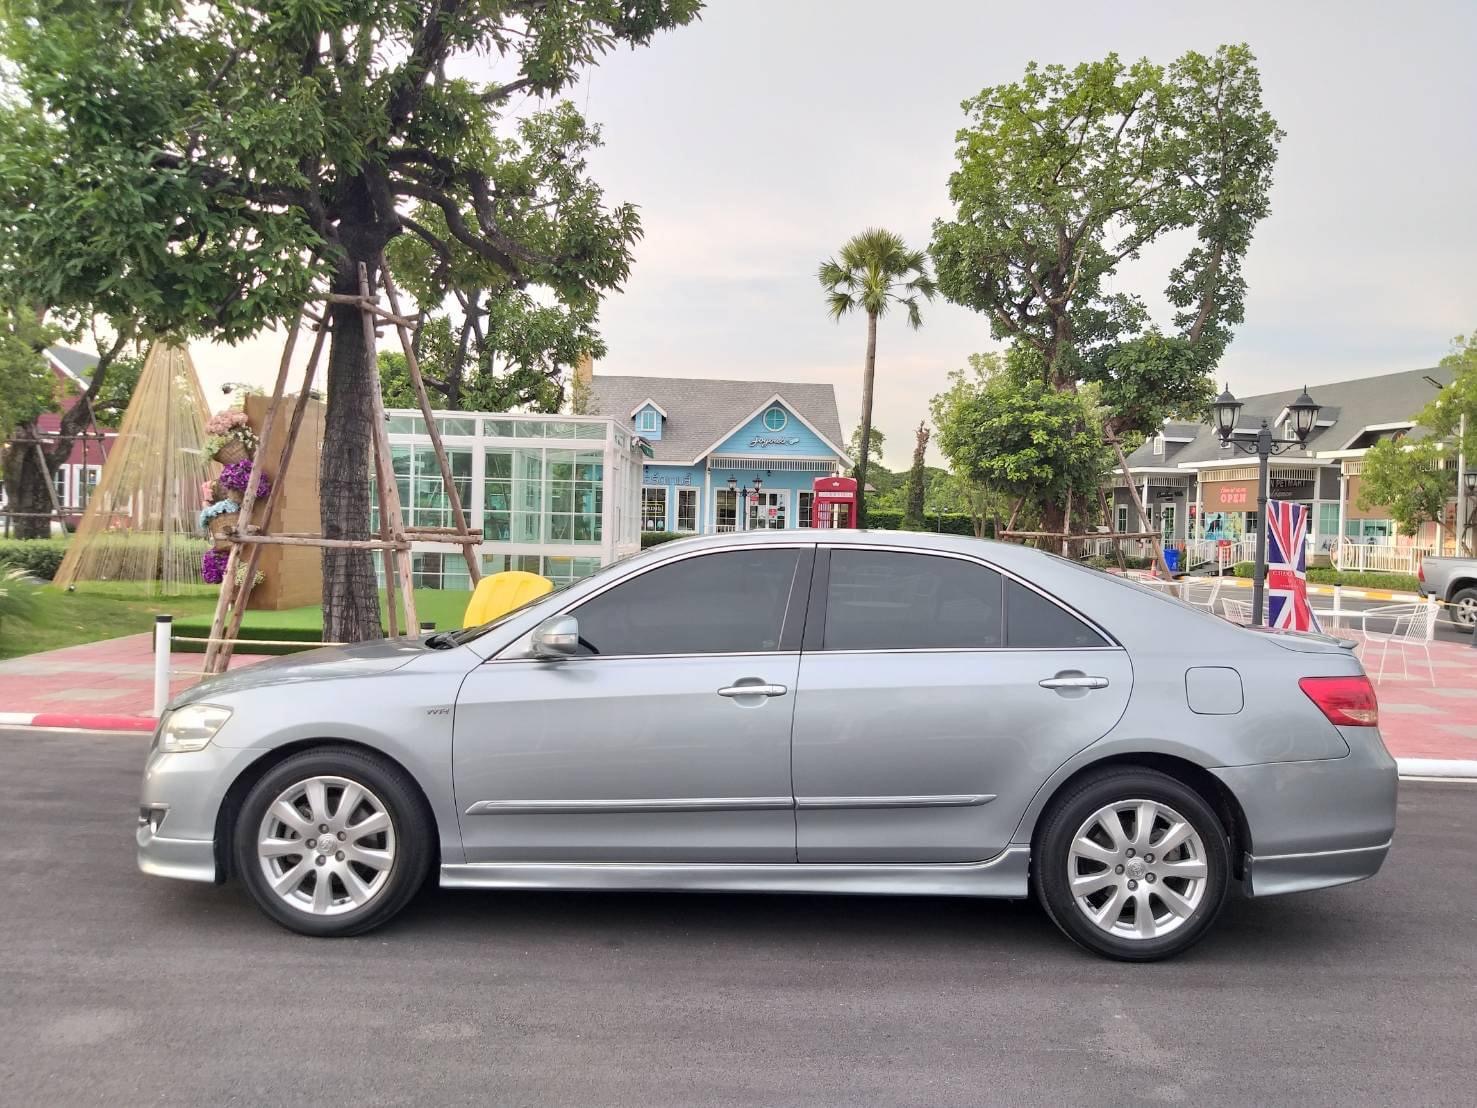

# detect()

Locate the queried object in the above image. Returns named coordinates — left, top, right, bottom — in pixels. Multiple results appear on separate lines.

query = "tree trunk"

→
left=903, top=421, right=928, bottom=529
left=2, top=427, right=55, bottom=539
left=320, top=255, right=385, bottom=644
left=855, top=310, right=879, bottom=528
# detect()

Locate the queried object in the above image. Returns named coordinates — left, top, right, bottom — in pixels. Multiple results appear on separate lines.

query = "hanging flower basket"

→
left=207, top=513, right=238, bottom=548
left=212, top=434, right=250, bottom=464
left=218, top=459, right=271, bottom=501
left=201, top=548, right=231, bottom=585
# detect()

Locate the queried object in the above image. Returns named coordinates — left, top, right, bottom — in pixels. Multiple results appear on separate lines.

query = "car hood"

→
left=169, top=638, right=428, bottom=708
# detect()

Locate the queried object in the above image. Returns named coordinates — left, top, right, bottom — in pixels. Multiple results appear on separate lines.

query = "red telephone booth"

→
left=811, top=476, right=858, bottom=529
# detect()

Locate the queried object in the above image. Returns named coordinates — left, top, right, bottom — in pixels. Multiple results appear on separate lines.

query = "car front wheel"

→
left=1033, top=768, right=1230, bottom=961
left=234, top=748, right=432, bottom=937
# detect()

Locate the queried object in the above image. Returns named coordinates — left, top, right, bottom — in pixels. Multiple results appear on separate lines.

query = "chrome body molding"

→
left=794, top=793, right=996, bottom=810
left=464, top=796, right=793, bottom=816
left=439, top=844, right=1032, bottom=897
left=465, top=794, right=996, bottom=816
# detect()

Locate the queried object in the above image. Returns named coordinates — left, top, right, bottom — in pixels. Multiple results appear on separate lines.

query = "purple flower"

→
left=218, top=459, right=272, bottom=499
left=201, top=548, right=230, bottom=584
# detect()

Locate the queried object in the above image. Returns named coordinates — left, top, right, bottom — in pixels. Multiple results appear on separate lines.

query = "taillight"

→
left=1299, top=675, right=1379, bottom=727
left=1417, top=562, right=1425, bottom=584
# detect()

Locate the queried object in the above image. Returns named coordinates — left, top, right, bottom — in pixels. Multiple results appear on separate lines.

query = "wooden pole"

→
left=378, top=261, right=482, bottom=586
left=1109, top=437, right=1173, bottom=578
left=1061, top=486, right=1074, bottom=557
left=1097, top=486, right=1128, bottom=572
left=359, top=263, right=418, bottom=634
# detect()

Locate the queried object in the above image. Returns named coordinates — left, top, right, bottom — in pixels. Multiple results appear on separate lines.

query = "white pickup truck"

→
left=1418, top=557, right=1477, bottom=629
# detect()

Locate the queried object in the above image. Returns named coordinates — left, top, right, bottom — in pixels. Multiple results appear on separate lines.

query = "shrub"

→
left=640, top=530, right=686, bottom=549
left=0, top=538, right=69, bottom=580
left=865, top=509, right=985, bottom=537
left=1231, top=561, right=1418, bottom=592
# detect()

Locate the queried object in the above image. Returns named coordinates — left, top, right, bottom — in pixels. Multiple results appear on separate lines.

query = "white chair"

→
left=1360, top=602, right=1437, bottom=686
left=1179, top=578, right=1221, bottom=613
left=1219, top=597, right=1251, bottom=625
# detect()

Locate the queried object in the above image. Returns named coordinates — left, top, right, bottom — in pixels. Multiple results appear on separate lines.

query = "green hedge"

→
left=0, top=539, right=69, bottom=579
left=865, top=509, right=984, bottom=537
left=640, top=531, right=686, bottom=548
left=1232, top=561, right=1419, bottom=593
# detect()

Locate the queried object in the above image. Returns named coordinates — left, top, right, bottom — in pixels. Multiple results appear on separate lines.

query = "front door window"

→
left=748, top=490, right=786, bottom=530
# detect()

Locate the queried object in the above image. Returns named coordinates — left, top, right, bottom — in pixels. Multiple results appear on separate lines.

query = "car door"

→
left=791, top=547, right=1131, bottom=863
left=452, top=545, right=811, bottom=863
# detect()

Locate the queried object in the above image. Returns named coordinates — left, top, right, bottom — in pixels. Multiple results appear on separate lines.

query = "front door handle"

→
left=717, top=683, right=788, bottom=698
left=1039, top=675, right=1109, bottom=690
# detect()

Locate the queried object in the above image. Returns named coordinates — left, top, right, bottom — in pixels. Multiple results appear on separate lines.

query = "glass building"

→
left=374, top=410, right=643, bottom=590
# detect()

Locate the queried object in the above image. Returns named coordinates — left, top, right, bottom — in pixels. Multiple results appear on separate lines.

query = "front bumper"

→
left=136, top=738, right=263, bottom=885
left=1211, top=725, right=1397, bottom=898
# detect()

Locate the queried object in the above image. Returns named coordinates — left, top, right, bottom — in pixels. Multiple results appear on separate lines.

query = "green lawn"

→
left=0, top=582, right=473, bottom=660
left=0, top=582, right=219, bottom=660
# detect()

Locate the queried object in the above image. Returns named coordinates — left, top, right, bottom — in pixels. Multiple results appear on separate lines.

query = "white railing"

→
left=1335, top=539, right=1433, bottom=575
left=1184, top=538, right=1254, bottom=570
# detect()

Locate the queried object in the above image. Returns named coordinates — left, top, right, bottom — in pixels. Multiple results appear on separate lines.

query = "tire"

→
left=234, top=747, right=433, bottom=937
left=1449, top=587, right=1477, bottom=629
left=1033, top=767, right=1230, bottom=962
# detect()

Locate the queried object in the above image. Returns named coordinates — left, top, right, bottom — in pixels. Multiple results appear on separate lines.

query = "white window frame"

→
left=1115, top=504, right=1128, bottom=533
left=763, top=407, right=788, bottom=432
left=636, top=409, right=660, bottom=434
left=1151, top=434, right=1164, bottom=456
left=674, top=487, right=698, bottom=532
left=641, top=485, right=668, bottom=532
left=798, top=490, right=814, bottom=528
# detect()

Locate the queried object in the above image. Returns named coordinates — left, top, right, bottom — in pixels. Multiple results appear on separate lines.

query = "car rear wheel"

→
left=234, top=748, right=432, bottom=937
left=1449, top=587, right=1477, bottom=629
left=1033, top=768, right=1230, bottom=961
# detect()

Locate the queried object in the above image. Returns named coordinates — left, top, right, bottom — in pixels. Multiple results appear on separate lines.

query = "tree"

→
left=930, top=45, right=1281, bottom=572
left=1, top=310, right=140, bottom=538
left=930, top=353, right=1108, bottom=538
left=903, top=422, right=929, bottom=530
left=819, top=228, right=936, bottom=527
left=1359, top=439, right=1455, bottom=542
left=0, top=1, right=700, bottom=638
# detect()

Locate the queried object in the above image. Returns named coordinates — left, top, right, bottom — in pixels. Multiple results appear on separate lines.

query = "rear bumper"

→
left=1242, top=838, right=1391, bottom=897
left=1211, top=726, right=1397, bottom=897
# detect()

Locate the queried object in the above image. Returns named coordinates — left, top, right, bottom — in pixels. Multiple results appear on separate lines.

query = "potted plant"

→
left=200, top=547, right=231, bottom=585
left=218, top=459, right=271, bottom=503
left=198, top=499, right=241, bottom=548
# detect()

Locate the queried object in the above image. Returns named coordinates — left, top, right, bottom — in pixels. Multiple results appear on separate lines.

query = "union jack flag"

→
left=1266, top=499, right=1320, bottom=632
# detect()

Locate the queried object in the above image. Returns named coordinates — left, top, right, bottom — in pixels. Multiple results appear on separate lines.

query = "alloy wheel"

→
left=1067, top=798, right=1208, bottom=941
left=256, top=775, right=397, bottom=916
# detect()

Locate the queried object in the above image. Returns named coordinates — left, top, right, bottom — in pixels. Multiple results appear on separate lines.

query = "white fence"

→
left=1335, top=539, right=1433, bottom=575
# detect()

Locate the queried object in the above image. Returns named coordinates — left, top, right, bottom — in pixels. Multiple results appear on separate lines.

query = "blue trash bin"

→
left=1164, top=547, right=1180, bottom=573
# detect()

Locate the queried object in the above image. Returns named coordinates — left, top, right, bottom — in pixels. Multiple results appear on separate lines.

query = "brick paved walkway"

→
left=0, top=631, right=1473, bottom=761
left=0, top=634, right=268, bottom=721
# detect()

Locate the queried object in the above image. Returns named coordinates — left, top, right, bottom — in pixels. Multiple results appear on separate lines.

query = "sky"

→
left=185, top=0, right=1477, bottom=468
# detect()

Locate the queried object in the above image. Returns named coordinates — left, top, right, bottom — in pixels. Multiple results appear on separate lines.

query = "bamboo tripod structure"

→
left=202, top=262, right=482, bottom=674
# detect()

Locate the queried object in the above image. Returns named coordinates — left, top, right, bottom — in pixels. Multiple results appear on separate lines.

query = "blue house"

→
left=587, top=373, right=848, bottom=532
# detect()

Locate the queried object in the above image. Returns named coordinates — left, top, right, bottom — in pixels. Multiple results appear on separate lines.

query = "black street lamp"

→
left=727, top=475, right=764, bottom=530
left=1464, top=470, right=1477, bottom=498
left=1211, top=384, right=1321, bottom=626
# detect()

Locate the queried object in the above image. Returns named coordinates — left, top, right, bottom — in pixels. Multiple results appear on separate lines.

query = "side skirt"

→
left=439, top=844, right=1031, bottom=898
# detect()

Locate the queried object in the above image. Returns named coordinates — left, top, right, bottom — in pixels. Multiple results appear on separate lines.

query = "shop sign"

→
left=748, top=435, right=801, bottom=448
left=1215, top=486, right=1251, bottom=506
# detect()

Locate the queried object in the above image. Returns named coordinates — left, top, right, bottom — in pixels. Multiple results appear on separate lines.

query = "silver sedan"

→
left=137, top=530, right=1396, bottom=960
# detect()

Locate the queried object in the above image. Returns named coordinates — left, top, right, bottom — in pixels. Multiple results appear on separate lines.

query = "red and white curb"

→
left=0, top=711, right=156, bottom=733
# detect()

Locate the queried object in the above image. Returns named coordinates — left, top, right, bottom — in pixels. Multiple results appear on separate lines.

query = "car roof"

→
left=645, top=528, right=1059, bottom=575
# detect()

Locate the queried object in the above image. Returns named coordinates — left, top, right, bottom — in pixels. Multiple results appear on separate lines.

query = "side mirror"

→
left=530, top=614, right=579, bottom=659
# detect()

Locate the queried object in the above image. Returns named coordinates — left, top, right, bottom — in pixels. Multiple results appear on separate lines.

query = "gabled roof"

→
left=1119, top=365, right=1454, bottom=473
left=691, top=392, right=848, bottom=462
left=587, top=374, right=846, bottom=465
left=630, top=399, right=668, bottom=419
left=46, top=345, right=100, bottom=384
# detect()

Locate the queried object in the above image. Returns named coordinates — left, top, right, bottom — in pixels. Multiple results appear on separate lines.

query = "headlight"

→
left=156, top=704, right=232, bottom=753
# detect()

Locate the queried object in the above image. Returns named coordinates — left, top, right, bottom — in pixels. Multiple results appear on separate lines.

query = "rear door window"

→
left=823, top=550, right=1003, bottom=650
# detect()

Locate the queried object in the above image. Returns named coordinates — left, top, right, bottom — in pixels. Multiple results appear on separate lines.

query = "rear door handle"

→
left=1039, top=675, right=1109, bottom=690
left=717, top=683, right=788, bottom=698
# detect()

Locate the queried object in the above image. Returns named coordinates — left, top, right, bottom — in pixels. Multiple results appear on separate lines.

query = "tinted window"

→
left=573, top=549, right=800, bottom=656
left=1005, top=579, right=1107, bottom=648
left=823, top=551, right=1003, bottom=650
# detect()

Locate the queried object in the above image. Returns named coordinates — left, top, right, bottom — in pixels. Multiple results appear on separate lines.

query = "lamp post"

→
left=1211, top=384, right=1321, bottom=627
left=727, top=475, right=764, bottom=531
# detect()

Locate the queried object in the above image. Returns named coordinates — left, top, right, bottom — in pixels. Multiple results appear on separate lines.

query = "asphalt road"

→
left=2, top=728, right=1474, bottom=1108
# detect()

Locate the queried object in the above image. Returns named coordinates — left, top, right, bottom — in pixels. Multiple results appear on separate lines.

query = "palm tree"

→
left=818, top=228, right=936, bottom=526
